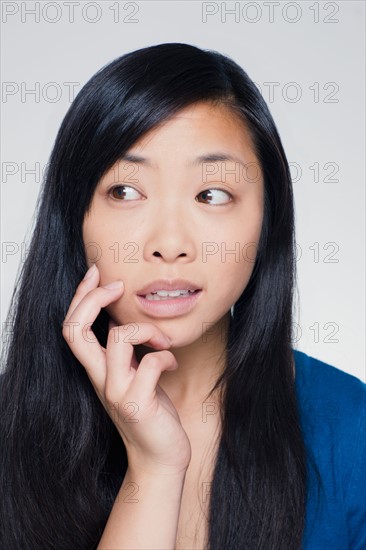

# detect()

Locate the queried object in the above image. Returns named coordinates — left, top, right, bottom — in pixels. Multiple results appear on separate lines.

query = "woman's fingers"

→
left=62, top=265, right=173, bottom=398
left=62, top=266, right=125, bottom=389
left=104, top=323, right=173, bottom=400
left=63, top=286, right=124, bottom=381
left=129, top=350, right=178, bottom=406
left=64, top=264, right=100, bottom=323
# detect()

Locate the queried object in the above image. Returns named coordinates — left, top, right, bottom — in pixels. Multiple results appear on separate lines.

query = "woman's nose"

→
left=142, top=203, right=196, bottom=263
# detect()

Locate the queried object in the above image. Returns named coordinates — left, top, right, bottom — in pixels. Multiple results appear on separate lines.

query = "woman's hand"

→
left=62, top=264, right=191, bottom=476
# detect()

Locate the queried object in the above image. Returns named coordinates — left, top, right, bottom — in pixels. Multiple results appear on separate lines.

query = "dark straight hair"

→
left=0, top=42, right=322, bottom=549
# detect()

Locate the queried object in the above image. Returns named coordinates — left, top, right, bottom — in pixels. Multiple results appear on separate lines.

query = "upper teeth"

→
left=150, top=289, right=194, bottom=297
left=143, top=289, right=198, bottom=301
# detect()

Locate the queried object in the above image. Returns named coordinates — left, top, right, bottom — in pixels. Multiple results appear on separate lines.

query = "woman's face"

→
left=82, top=101, right=264, bottom=347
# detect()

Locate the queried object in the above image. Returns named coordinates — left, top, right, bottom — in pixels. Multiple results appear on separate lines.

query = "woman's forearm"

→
left=97, top=467, right=187, bottom=550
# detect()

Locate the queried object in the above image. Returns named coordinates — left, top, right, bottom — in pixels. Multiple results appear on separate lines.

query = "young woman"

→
left=1, top=42, right=365, bottom=550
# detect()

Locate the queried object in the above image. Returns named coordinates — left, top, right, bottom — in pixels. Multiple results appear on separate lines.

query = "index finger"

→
left=63, top=264, right=101, bottom=324
left=62, top=266, right=171, bottom=389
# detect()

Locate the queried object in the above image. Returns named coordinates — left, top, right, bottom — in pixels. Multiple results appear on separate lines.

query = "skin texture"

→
left=82, top=101, right=264, bottom=420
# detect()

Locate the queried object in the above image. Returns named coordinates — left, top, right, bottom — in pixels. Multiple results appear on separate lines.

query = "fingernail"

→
left=103, top=280, right=124, bottom=290
left=83, top=264, right=97, bottom=280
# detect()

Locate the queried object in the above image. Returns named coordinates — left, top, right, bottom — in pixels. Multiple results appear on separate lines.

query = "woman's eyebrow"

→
left=119, top=151, right=248, bottom=169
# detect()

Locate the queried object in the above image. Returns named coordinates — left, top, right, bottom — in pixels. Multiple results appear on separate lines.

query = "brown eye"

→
left=108, top=185, right=142, bottom=201
left=196, top=188, right=232, bottom=205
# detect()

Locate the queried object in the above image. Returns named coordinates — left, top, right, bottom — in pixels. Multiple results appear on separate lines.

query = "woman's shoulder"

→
left=292, top=348, right=365, bottom=488
left=293, top=348, right=366, bottom=414
left=292, top=348, right=365, bottom=451
left=292, top=350, right=366, bottom=549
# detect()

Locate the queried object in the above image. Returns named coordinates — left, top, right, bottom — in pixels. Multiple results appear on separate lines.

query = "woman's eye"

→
left=107, top=185, right=232, bottom=205
left=196, top=188, right=232, bottom=205
left=108, top=185, right=142, bottom=201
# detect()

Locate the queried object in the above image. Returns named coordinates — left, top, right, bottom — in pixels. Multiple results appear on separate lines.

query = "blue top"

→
left=293, top=349, right=366, bottom=549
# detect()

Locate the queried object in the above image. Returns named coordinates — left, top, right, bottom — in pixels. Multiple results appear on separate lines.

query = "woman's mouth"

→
left=135, top=289, right=202, bottom=317
left=143, top=289, right=198, bottom=301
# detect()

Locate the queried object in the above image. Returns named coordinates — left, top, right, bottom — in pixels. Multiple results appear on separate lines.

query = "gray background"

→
left=1, top=1, right=365, bottom=381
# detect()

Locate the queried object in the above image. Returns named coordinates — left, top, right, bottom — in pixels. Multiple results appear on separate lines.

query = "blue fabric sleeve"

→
left=345, top=385, right=366, bottom=549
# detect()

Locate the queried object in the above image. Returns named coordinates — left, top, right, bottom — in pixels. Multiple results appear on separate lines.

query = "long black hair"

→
left=0, top=42, right=322, bottom=549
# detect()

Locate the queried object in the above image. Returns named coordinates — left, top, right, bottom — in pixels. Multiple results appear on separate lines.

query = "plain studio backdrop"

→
left=0, top=1, right=364, bottom=382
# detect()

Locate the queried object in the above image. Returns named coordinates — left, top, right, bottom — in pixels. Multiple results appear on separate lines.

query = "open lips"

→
left=137, top=279, right=202, bottom=298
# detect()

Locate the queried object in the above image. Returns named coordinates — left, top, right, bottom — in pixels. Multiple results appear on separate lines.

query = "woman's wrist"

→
left=126, top=463, right=189, bottom=483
